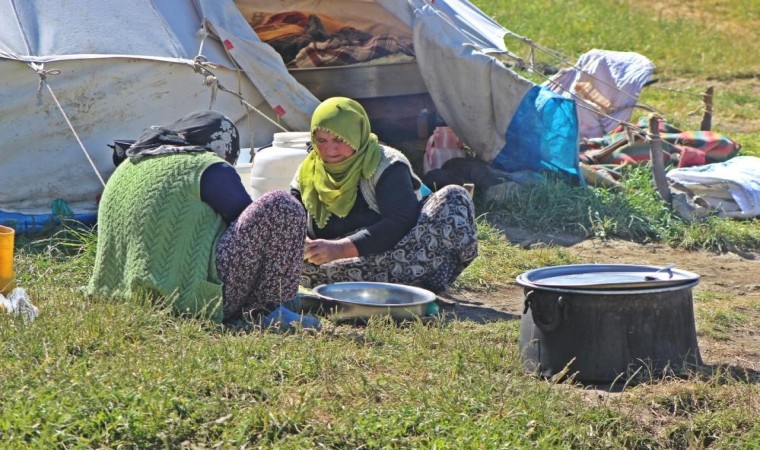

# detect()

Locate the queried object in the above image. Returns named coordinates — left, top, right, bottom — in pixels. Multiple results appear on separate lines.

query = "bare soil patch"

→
left=441, top=227, right=760, bottom=372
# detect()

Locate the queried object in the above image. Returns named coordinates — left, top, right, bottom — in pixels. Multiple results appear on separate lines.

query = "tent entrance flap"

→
left=236, top=0, right=432, bottom=141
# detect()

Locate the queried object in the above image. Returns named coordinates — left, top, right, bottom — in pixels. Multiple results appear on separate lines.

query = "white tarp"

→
left=410, top=1, right=533, bottom=163
left=547, top=49, right=654, bottom=139
left=0, top=0, right=318, bottom=216
left=667, top=156, right=760, bottom=219
left=0, top=0, right=196, bottom=62
left=199, top=0, right=319, bottom=128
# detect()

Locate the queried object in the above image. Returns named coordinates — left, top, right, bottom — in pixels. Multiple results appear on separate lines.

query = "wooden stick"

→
left=648, top=114, right=672, bottom=204
left=585, top=135, right=629, bottom=163
left=700, top=86, right=714, bottom=131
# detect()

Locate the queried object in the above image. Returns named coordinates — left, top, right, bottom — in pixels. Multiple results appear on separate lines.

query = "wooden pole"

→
left=648, top=114, right=672, bottom=204
left=700, top=86, right=714, bottom=131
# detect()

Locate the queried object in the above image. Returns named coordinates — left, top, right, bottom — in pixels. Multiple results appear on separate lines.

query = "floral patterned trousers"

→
left=300, top=185, right=478, bottom=294
left=216, top=191, right=306, bottom=321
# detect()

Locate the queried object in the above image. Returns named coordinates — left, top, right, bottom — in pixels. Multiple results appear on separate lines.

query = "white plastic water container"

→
left=250, top=132, right=310, bottom=199
left=234, top=148, right=255, bottom=196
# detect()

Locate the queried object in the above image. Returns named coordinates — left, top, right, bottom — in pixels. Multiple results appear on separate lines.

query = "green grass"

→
left=697, top=307, right=750, bottom=341
left=452, top=220, right=578, bottom=292
left=2, top=1, right=760, bottom=448
left=693, top=290, right=759, bottom=342
left=2, top=228, right=758, bottom=448
left=483, top=0, right=760, bottom=80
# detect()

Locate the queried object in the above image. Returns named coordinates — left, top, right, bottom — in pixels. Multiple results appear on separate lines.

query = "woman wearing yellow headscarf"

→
left=291, top=97, right=477, bottom=294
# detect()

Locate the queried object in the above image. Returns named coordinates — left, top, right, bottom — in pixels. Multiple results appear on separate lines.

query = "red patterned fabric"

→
left=580, top=117, right=741, bottom=168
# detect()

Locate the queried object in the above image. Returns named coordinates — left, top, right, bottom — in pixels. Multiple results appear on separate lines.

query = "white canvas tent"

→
left=0, top=0, right=321, bottom=227
left=1, top=0, right=580, bottom=229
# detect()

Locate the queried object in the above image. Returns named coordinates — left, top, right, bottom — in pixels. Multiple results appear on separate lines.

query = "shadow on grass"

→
left=497, top=224, right=588, bottom=249
left=698, top=363, right=760, bottom=384
left=434, top=295, right=520, bottom=324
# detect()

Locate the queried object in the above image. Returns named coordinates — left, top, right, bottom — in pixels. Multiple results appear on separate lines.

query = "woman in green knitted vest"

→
left=88, top=111, right=319, bottom=330
left=291, top=97, right=478, bottom=294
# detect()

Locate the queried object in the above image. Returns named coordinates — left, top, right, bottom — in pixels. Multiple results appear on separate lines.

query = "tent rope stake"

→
left=29, top=63, right=106, bottom=188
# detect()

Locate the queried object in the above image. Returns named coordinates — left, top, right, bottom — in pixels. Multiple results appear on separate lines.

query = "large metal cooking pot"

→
left=300, top=282, right=437, bottom=322
left=517, top=264, right=702, bottom=383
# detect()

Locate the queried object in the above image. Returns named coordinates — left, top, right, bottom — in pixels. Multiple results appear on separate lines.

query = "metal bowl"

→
left=303, top=282, right=436, bottom=321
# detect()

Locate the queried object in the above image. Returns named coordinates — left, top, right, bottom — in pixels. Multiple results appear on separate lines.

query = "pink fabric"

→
left=423, top=127, right=466, bottom=174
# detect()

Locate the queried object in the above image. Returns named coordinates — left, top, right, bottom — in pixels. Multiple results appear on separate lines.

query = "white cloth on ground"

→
left=0, top=287, right=39, bottom=323
left=666, top=156, right=760, bottom=218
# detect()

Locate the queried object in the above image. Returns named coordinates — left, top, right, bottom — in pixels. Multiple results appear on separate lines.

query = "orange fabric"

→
left=250, top=11, right=348, bottom=42
left=255, top=23, right=305, bottom=42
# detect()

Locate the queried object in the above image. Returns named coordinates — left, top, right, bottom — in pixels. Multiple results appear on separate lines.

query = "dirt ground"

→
left=439, top=227, right=760, bottom=373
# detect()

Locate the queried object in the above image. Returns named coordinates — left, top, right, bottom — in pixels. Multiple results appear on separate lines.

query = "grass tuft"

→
left=479, top=165, right=760, bottom=253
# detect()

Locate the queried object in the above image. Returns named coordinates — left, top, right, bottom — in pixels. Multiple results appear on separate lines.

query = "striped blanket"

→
left=289, top=34, right=414, bottom=68
left=580, top=117, right=741, bottom=168
left=249, top=10, right=414, bottom=68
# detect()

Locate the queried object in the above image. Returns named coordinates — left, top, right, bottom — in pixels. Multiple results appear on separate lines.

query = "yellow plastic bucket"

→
left=0, top=225, right=15, bottom=296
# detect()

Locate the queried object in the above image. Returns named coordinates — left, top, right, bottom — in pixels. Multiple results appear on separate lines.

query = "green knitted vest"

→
left=87, top=152, right=227, bottom=322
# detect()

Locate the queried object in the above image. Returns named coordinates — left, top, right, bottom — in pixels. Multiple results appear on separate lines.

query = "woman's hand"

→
left=304, top=238, right=358, bottom=265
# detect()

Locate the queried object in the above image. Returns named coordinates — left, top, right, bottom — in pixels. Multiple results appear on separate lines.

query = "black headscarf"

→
left=125, top=111, right=240, bottom=165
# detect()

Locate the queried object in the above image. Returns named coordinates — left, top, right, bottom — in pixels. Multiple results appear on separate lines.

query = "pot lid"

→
left=517, top=264, right=700, bottom=290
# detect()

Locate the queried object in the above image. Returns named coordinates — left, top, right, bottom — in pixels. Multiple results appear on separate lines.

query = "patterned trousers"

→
left=300, top=185, right=478, bottom=294
left=216, top=191, right=306, bottom=321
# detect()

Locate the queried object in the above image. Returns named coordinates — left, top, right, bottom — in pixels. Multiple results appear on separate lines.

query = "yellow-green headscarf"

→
left=298, top=97, right=382, bottom=228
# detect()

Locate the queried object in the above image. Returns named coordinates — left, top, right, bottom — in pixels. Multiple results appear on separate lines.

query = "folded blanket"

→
left=667, top=156, right=760, bottom=218
left=249, top=10, right=414, bottom=68
left=251, top=11, right=351, bottom=64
